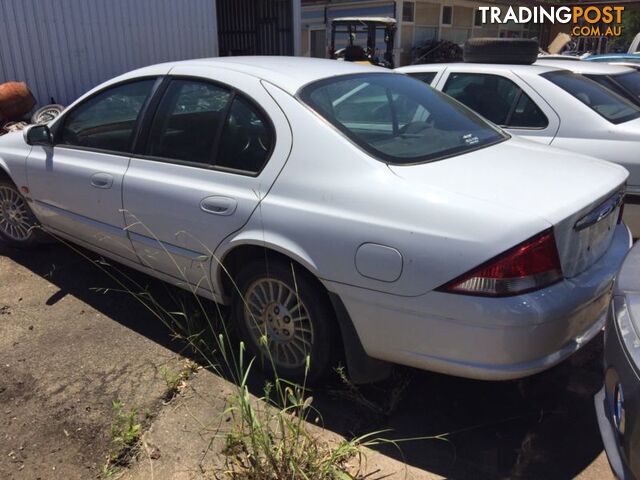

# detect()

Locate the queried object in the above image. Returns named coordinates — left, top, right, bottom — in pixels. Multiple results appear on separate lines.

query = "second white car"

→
left=397, top=61, right=640, bottom=233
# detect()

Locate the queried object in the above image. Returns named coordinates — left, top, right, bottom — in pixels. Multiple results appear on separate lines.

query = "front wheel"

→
left=233, top=259, right=337, bottom=383
left=0, top=179, right=44, bottom=248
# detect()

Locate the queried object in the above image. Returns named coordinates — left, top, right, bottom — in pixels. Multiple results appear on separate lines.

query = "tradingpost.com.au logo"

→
left=478, top=5, right=625, bottom=37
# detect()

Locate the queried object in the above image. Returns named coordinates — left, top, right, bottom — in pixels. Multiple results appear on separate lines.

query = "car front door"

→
left=26, top=77, right=161, bottom=262
left=122, top=66, right=292, bottom=295
left=435, top=70, right=560, bottom=144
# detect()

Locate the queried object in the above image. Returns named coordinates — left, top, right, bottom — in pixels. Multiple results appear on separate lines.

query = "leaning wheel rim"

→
left=0, top=186, right=33, bottom=241
left=35, top=107, right=63, bottom=124
left=243, top=278, right=314, bottom=369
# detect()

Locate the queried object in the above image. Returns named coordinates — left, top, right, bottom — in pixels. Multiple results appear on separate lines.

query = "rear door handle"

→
left=90, top=172, right=114, bottom=189
left=200, top=196, right=237, bottom=216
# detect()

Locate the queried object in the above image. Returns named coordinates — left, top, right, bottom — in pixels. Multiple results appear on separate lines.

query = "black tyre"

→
left=0, top=178, right=44, bottom=248
left=463, top=38, right=539, bottom=65
left=233, top=258, right=337, bottom=383
left=30, top=104, right=64, bottom=125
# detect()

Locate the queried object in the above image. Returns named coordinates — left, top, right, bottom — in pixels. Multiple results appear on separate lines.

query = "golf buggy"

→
left=330, top=17, right=396, bottom=68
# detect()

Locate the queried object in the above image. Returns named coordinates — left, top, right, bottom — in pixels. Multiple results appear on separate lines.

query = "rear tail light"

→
left=438, top=229, right=563, bottom=297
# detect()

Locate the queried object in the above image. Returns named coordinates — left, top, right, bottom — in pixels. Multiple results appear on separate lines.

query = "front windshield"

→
left=542, top=71, right=640, bottom=124
left=299, top=73, right=507, bottom=165
left=615, top=71, right=640, bottom=98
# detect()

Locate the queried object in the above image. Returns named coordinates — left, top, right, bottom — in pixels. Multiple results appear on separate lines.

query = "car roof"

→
left=537, top=54, right=584, bottom=61
left=396, top=62, right=561, bottom=75
left=535, top=59, right=635, bottom=74
left=332, top=16, right=397, bottom=25
left=130, top=57, right=388, bottom=95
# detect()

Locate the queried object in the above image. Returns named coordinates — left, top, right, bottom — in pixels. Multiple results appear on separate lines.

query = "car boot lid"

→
left=389, top=136, right=629, bottom=278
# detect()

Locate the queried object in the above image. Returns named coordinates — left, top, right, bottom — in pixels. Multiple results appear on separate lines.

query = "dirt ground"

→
left=0, top=240, right=616, bottom=479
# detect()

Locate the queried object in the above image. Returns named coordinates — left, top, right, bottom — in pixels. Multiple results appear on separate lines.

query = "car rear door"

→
left=26, top=77, right=162, bottom=262
left=435, top=70, right=560, bottom=144
left=122, top=66, right=292, bottom=294
left=403, top=69, right=444, bottom=87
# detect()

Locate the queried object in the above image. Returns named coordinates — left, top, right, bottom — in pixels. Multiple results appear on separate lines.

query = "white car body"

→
left=0, top=57, right=632, bottom=381
left=397, top=61, right=640, bottom=233
left=535, top=59, right=640, bottom=105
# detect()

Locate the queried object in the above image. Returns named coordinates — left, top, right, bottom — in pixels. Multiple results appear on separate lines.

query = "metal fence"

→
left=217, top=0, right=294, bottom=56
left=0, top=0, right=219, bottom=107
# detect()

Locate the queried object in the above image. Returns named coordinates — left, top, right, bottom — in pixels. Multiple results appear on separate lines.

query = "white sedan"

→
left=396, top=61, right=640, bottom=233
left=535, top=59, right=640, bottom=107
left=0, top=57, right=632, bottom=382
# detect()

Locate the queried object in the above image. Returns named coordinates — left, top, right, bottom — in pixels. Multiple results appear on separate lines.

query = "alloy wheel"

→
left=0, top=186, right=33, bottom=242
left=243, top=277, right=315, bottom=369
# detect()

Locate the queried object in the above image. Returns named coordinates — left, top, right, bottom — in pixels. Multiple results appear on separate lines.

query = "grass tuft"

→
left=102, top=400, right=142, bottom=477
left=160, top=359, right=199, bottom=402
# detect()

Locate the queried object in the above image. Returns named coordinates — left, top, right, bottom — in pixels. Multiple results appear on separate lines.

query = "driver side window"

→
left=59, top=79, right=156, bottom=154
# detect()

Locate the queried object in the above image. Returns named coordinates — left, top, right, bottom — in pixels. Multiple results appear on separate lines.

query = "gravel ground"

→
left=0, top=240, right=615, bottom=479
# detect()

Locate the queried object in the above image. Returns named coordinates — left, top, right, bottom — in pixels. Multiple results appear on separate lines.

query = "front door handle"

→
left=200, top=196, right=237, bottom=216
left=90, top=172, right=114, bottom=189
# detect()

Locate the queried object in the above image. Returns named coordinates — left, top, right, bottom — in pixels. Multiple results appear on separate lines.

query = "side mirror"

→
left=25, top=124, right=53, bottom=146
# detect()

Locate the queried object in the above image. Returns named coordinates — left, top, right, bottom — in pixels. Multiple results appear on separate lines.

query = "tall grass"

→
left=44, top=217, right=397, bottom=479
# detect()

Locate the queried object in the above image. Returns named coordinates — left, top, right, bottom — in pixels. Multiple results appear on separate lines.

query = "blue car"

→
left=586, top=54, right=640, bottom=69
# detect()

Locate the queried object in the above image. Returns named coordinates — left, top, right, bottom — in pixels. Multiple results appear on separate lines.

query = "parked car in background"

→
left=596, top=240, right=640, bottom=480
left=536, top=59, right=640, bottom=106
left=397, top=61, right=640, bottom=233
left=586, top=53, right=640, bottom=68
left=537, top=54, right=584, bottom=62
left=0, top=57, right=632, bottom=383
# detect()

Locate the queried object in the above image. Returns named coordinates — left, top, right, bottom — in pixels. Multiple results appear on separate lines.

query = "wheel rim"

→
left=35, top=107, right=62, bottom=124
left=0, top=186, right=33, bottom=241
left=243, top=278, right=314, bottom=369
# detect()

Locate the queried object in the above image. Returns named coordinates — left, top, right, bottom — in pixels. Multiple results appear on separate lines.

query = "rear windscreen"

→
left=299, top=73, right=507, bottom=165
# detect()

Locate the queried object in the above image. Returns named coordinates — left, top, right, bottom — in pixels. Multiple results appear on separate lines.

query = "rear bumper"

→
left=326, top=224, right=632, bottom=380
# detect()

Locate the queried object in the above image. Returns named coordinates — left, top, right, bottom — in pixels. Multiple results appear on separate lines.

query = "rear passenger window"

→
left=144, top=79, right=274, bottom=173
left=408, top=72, right=437, bottom=85
left=147, top=80, right=232, bottom=164
left=443, top=73, right=548, bottom=129
left=215, top=96, right=273, bottom=174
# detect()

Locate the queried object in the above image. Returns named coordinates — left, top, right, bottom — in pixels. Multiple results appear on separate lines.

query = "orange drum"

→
left=0, top=82, right=36, bottom=121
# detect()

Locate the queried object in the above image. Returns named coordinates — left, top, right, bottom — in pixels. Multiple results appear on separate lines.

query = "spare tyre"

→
left=463, top=38, right=539, bottom=65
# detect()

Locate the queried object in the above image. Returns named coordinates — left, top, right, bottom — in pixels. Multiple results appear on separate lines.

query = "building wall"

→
left=0, top=0, right=219, bottom=106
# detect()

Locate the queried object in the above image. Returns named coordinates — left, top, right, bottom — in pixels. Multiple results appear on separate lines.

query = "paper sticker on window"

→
left=462, top=133, right=480, bottom=145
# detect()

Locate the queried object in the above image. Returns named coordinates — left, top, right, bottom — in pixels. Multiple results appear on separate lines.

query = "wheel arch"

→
left=214, top=234, right=392, bottom=384
left=0, top=161, right=14, bottom=184
left=214, top=233, right=321, bottom=302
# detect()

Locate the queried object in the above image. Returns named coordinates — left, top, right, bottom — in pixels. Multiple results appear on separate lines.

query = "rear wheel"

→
left=233, top=258, right=336, bottom=383
left=0, top=179, right=43, bottom=248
